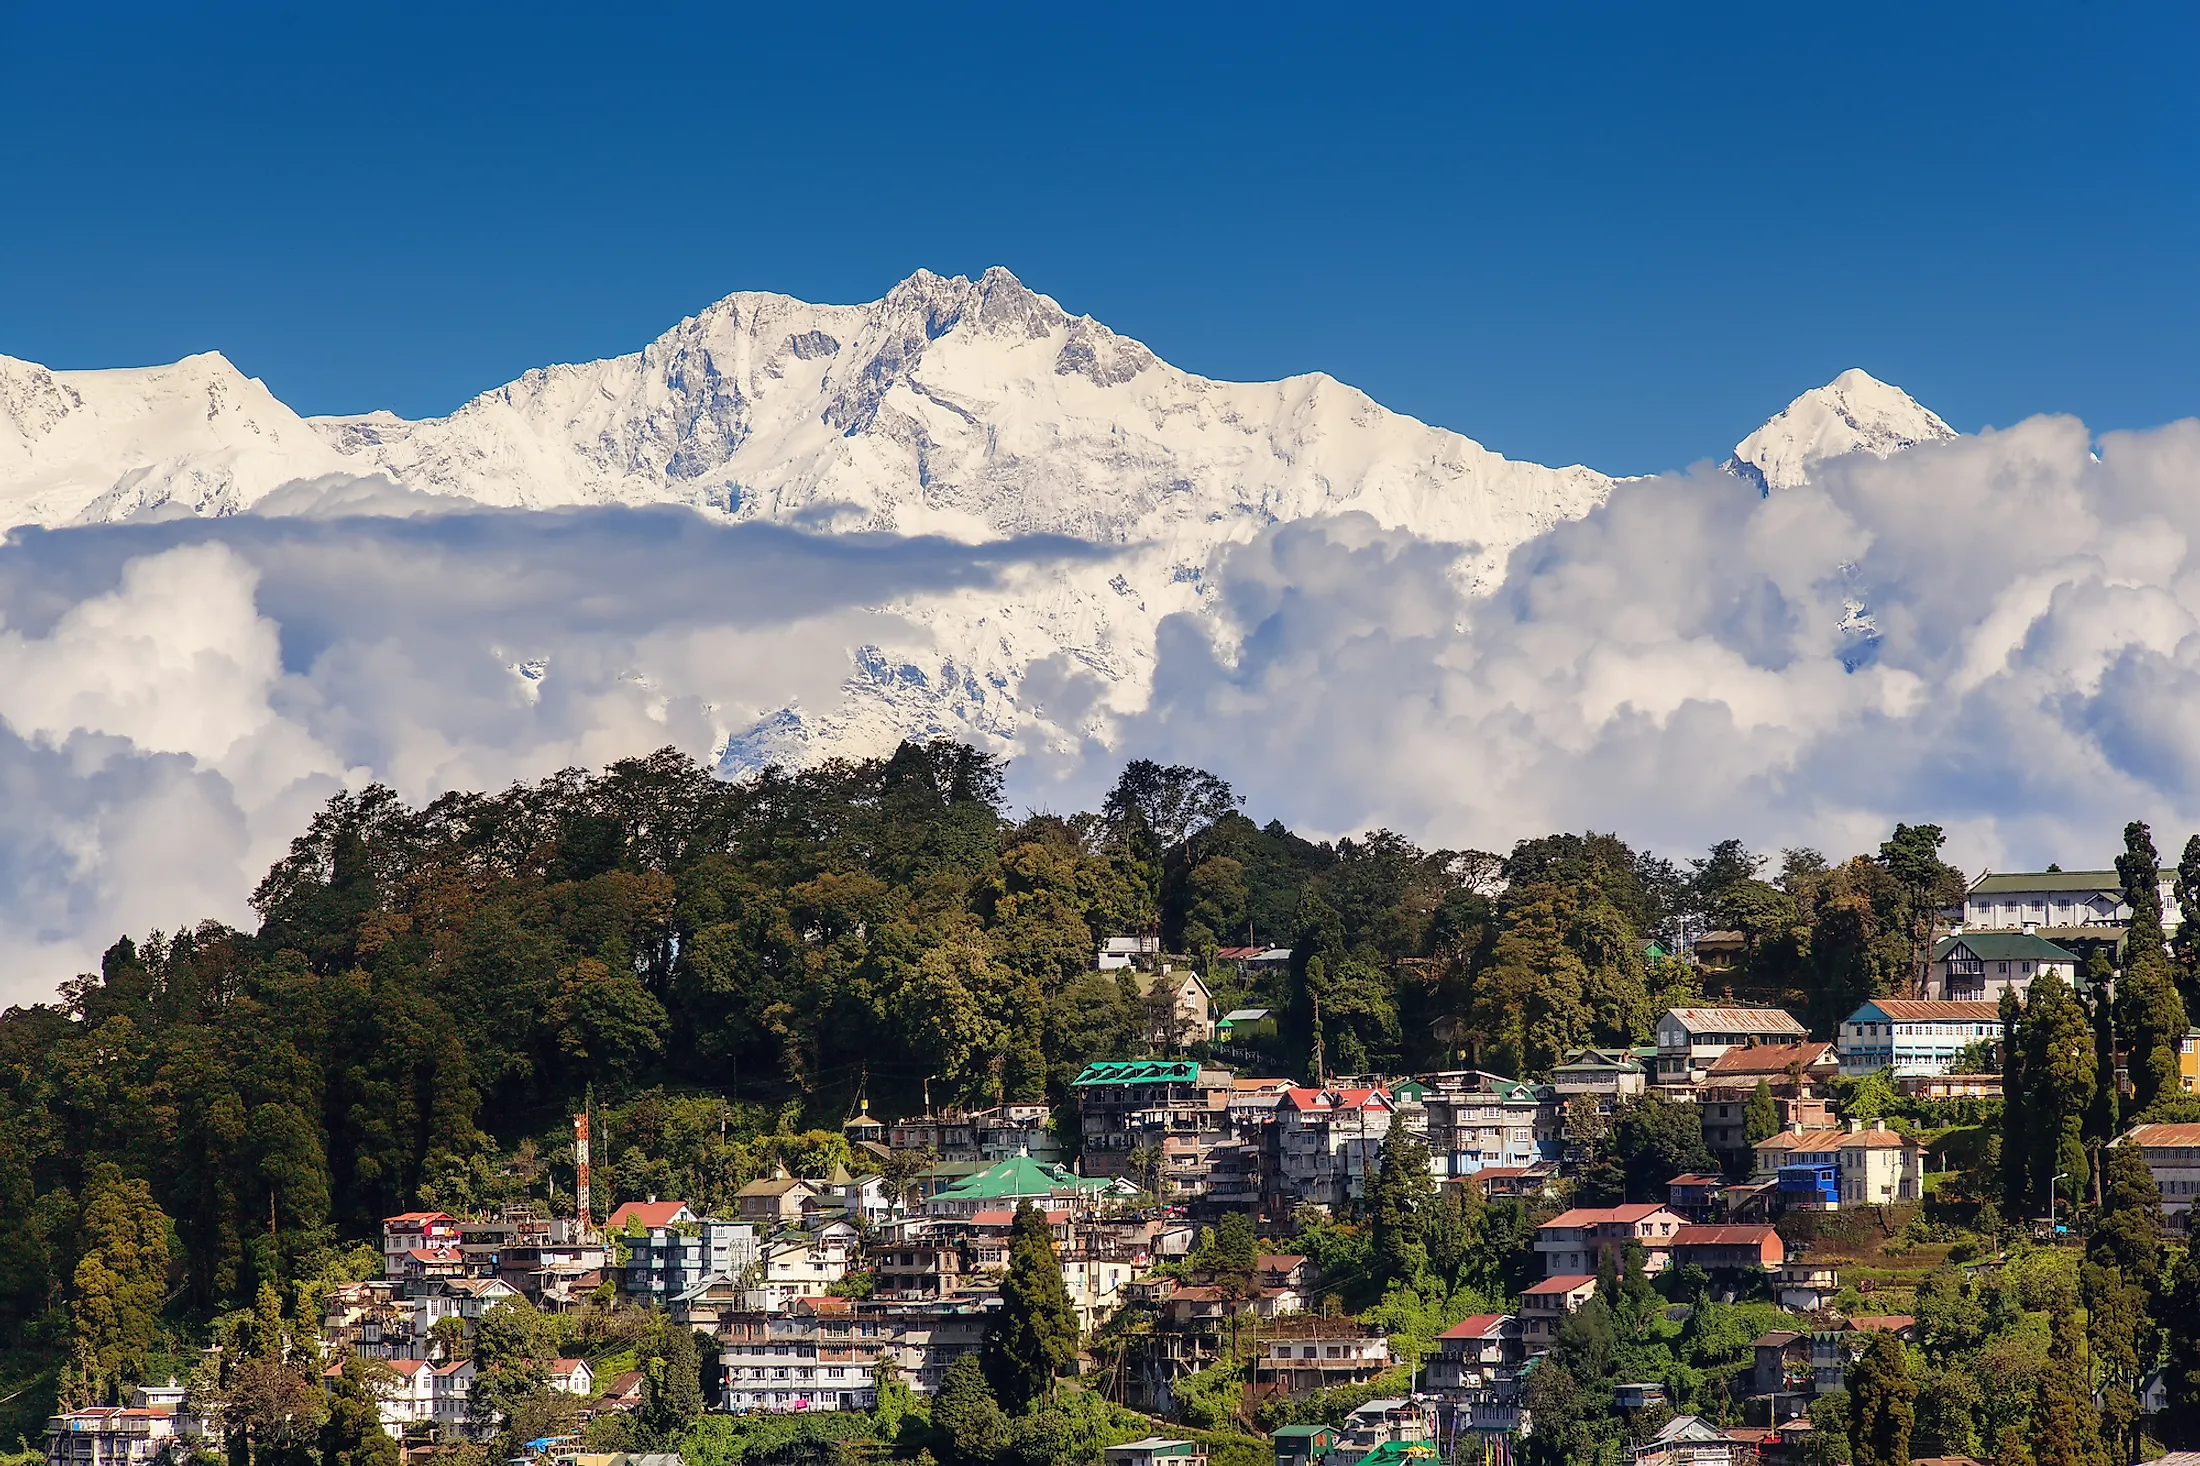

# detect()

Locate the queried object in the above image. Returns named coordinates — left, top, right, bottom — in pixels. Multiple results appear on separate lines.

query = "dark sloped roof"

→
left=1934, top=931, right=2079, bottom=962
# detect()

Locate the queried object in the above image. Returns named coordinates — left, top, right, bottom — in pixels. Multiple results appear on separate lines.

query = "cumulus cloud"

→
left=1094, top=413, right=2200, bottom=876
left=11, top=413, right=2200, bottom=1005
left=0, top=503, right=1102, bottom=1000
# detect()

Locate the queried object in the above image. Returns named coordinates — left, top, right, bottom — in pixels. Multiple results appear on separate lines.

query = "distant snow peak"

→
left=1726, top=368, right=1955, bottom=494
left=0, top=272, right=1962, bottom=774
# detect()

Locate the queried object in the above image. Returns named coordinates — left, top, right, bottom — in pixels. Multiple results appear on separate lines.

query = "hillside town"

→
left=42, top=851, right=2200, bottom=1466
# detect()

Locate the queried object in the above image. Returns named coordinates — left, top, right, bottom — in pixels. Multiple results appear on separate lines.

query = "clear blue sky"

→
left=2, top=1, right=2193, bottom=475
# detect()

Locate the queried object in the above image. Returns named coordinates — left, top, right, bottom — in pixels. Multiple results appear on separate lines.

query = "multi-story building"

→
left=1249, top=1319, right=1392, bottom=1400
left=713, top=1298, right=993, bottom=1409
left=456, top=1211, right=607, bottom=1300
left=1927, top=931, right=2079, bottom=1002
left=1837, top=999, right=2003, bottom=1077
left=1273, top=1087, right=1395, bottom=1208
left=1752, top=1121, right=1922, bottom=1209
left=1420, top=1072, right=1560, bottom=1179
left=1072, top=1060, right=1235, bottom=1195
left=44, top=1386, right=207, bottom=1466
left=1519, top=1275, right=1598, bottom=1350
left=1695, top=1041, right=1837, bottom=1156
left=623, top=1219, right=758, bottom=1302
left=2119, top=1122, right=2200, bottom=1230
left=1654, top=1008, right=1808, bottom=1086
left=317, top=1357, right=475, bottom=1437
left=1961, top=868, right=2181, bottom=931
left=886, top=1104, right=1063, bottom=1164
left=381, top=1211, right=461, bottom=1277
left=1130, top=968, right=1215, bottom=1048
left=920, top=1155, right=1117, bottom=1218
left=1534, top=1205, right=1687, bottom=1277
left=1551, top=1048, right=1649, bottom=1104
left=1423, top=1314, right=1521, bottom=1390
left=1668, top=1224, right=1784, bottom=1273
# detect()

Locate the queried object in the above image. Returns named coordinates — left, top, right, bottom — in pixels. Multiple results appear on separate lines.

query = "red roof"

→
left=1256, top=1253, right=1309, bottom=1272
left=1523, top=1274, right=1599, bottom=1295
left=1844, top=1315, right=1916, bottom=1333
left=1281, top=1087, right=1393, bottom=1112
left=1672, top=1225, right=1780, bottom=1247
left=1439, top=1313, right=1512, bottom=1339
left=607, top=1199, right=693, bottom=1230
left=1541, top=1204, right=1675, bottom=1228
left=383, top=1211, right=454, bottom=1226
left=2127, top=1123, right=2200, bottom=1146
left=1705, top=1041, right=1834, bottom=1078
left=1667, top=1174, right=1726, bottom=1187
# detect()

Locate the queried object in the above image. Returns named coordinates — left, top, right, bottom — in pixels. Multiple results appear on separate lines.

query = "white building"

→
left=1273, top=1087, right=1395, bottom=1207
left=1533, top=1205, right=1687, bottom=1277
left=2120, top=1123, right=2200, bottom=1230
left=1962, top=869, right=2182, bottom=930
left=1654, top=1008, right=1808, bottom=1085
left=1927, top=931, right=2078, bottom=1002
left=1837, top=999, right=2003, bottom=1077
left=1419, top=1072, right=1558, bottom=1178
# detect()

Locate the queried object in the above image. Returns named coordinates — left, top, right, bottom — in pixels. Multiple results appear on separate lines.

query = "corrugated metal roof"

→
left=1854, top=999, right=2004, bottom=1021
left=1970, top=869, right=2122, bottom=895
left=1660, top=1007, right=1807, bottom=1035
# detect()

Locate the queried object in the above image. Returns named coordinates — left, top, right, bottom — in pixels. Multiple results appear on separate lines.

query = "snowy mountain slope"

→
left=0, top=270, right=1956, bottom=769
left=0, top=352, right=351, bottom=525
left=1726, top=367, right=1955, bottom=493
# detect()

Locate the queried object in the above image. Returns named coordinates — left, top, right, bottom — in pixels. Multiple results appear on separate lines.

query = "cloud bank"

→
left=7, top=412, right=2200, bottom=1003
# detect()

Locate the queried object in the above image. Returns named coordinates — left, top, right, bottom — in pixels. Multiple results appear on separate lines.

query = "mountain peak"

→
left=1728, top=369, right=1955, bottom=493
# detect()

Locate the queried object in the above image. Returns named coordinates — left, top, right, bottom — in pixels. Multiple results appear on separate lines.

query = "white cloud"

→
left=11, top=414, right=2200, bottom=1005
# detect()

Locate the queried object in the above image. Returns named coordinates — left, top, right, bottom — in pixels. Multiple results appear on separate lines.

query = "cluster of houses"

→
left=45, top=868, right=2200, bottom=1466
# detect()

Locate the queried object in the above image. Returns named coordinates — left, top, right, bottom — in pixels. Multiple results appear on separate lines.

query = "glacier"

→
left=0, top=268, right=1950, bottom=772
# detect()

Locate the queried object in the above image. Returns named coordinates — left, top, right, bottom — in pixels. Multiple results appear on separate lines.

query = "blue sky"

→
left=2, top=1, right=2193, bottom=475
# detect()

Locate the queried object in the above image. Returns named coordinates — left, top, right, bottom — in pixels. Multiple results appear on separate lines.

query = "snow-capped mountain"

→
left=0, top=269, right=1956, bottom=767
left=1726, top=367, right=1955, bottom=494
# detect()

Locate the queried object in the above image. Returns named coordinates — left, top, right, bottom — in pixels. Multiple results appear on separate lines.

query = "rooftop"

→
left=2125, top=1123, right=2200, bottom=1147
left=1438, top=1313, right=1512, bottom=1339
left=1523, top=1274, right=1599, bottom=1296
left=1935, top=931, right=2080, bottom=962
left=1970, top=869, right=2123, bottom=895
left=1705, top=1041, right=1834, bottom=1078
left=1072, top=1060, right=1200, bottom=1087
left=1851, top=999, right=2004, bottom=1022
left=1660, top=1007, right=1807, bottom=1036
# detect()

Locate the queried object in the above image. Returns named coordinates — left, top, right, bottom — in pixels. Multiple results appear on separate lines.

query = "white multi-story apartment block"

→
left=1419, top=1072, right=1559, bottom=1178
left=1273, top=1087, right=1395, bottom=1208
left=1962, top=869, right=2182, bottom=930
left=2120, top=1123, right=2200, bottom=1229
left=1837, top=999, right=2003, bottom=1077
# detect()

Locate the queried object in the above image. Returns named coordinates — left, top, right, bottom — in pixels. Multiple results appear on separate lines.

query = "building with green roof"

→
left=918, top=1154, right=1122, bottom=1218
left=1930, top=929, right=2077, bottom=1002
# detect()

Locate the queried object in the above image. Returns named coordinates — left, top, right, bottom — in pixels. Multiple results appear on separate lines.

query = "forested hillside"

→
left=0, top=740, right=1973, bottom=1437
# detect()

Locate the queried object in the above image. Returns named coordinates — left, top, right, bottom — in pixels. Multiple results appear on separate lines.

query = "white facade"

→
left=2122, top=1124, right=2200, bottom=1228
left=1837, top=1000, right=2002, bottom=1077
left=1963, top=870, right=2181, bottom=929
left=1654, top=1008, right=1807, bottom=1085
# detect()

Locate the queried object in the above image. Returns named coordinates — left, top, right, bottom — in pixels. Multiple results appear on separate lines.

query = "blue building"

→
left=623, top=1219, right=758, bottom=1301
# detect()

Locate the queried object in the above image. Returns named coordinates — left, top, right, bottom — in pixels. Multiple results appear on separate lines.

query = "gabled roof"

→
left=1756, top=1125, right=1914, bottom=1151
left=383, top=1210, right=455, bottom=1226
left=1220, top=1007, right=1273, bottom=1023
left=1672, top=1225, right=1779, bottom=1246
left=1522, top=1274, right=1598, bottom=1295
left=1438, top=1313, right=1513, bottom=1339
left=607, top=1200, right=694, bottom=1230
left=934, top=1155, right=1111, bottom=1201
left=1934, top=932, right=2079, bottom=963
left=1280, top=1087, right=1393, bottom=1113
left=1659, top=1007, right=1807, bottom=1036
left=1540, top=1204, right=1674, bottom=1228
left=735, top=1177, right=815, bottom=1198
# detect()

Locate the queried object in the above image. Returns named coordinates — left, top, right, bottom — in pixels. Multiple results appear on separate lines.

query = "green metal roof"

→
left=1970, top=870, right=2122, bottom=895
left=934, top=1155, right=1111, bottom=1201
left=1935, top=932, right=2079, bottom=962
left=1071, top=1059, right=1200, bottom=1087
left=1271, top=1425, right=1334, bottom=1441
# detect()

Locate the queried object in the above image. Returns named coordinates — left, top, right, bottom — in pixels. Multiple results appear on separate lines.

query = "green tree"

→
left=1846, top=1331, right=1915, bottom=1466
left=320, top=1359, right=400, bottom=1466
left=2118, top=820, right=2189, bottom=1114
left=2172, top=833, right=2200, bottom=1017
left=933, top=1354, right=1009, bottom=1465
left=1879, top=823, right=1966, bottom=998
left=636, top=1325, right=704, bottom=1447
left=1743, top=1080, right=1781, bottom=1148
left=2030, top=1311, right=2107, bottom=1466
left=59, top=1164, right=173, bottom=1407
left=982, top=1202, right=1078, bottom=1412
left=2018, top=973, right=2096, bottom=1213
left=1369, top=1126, right=1435, bottom=1285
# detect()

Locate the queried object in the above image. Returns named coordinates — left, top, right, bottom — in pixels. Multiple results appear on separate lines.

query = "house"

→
left=1669, top=1224, right=1784, bottom=1273
left=43, top=1385, right=212, bottom=1466
left=1697, top=1041, right=1839, bottom=1155
left=320, top=1357, right=475, bottom=1437
left=1616, top=1383, right=1668, bottom=1411
left=1961, top=868, right=2182, bottom=931
left=1899, top=1072, right=2002, bottom=1100
left=1105, top=1441, right=1207, bottom=1466
left=623, top=1220, right=758, bottom=1302
left=1751, top=1330, right=1814, bottom=1399
left=1465, top=1161, right=1561, bottom=1200
left=607, top=1199, right=697, bottom=1232
left=596, top=1370, right=646, bottom=1412
left=1098, top=935, right=1163, bottom=970
left=1072, top=1059, right=1234, bottom=1195
left=381, top=1212, right=461, bottom=1277
left=1928, top=931, right=2078, bottom=1002
left=1631, top=1414, right=1751, bottom=1466
left=1691, top=931, right=1748, bottom=973
left=2119, top=1123, right=2200, bottom=1229
left=1420, top=1071, right=1562, bottom=1178
left=549, top=1359, right=593, bottom=1395
left=1552, top=1047, right=1649, bottom=1102
left=1273, top=1087, right=1396, bottom=1208
left=1423, top=1315, right=1521, bottom=1388
left=1773, top=1259, right=1842, bottom=1312
left=1666, top=1175, right=1726, bottom=1221
left=1250, top=1320, right=1391, bottom=1397
left=1520, top=1275, right=1599, bottom=1349
left=1216, top=1008, right=1277, bottom=1043
left=1837, top=1000, right=2003, bottom=1077
left=1534, top=1205, right=1687, bottom=1276
left=1655, top=1008, right=1808, bottom=1085
left=1753, top=1121, right=1923, bottom=1209
left=1326, top=1398, right=1435, bottom=1466
left=733, top=1176, right=819, bottom=1226
left=921, top=1154, right=1118, bottom=1219
left=1270, top=1425, right=1336, bottom=1466
left=1130, top=968, right=1215, bottom=1048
